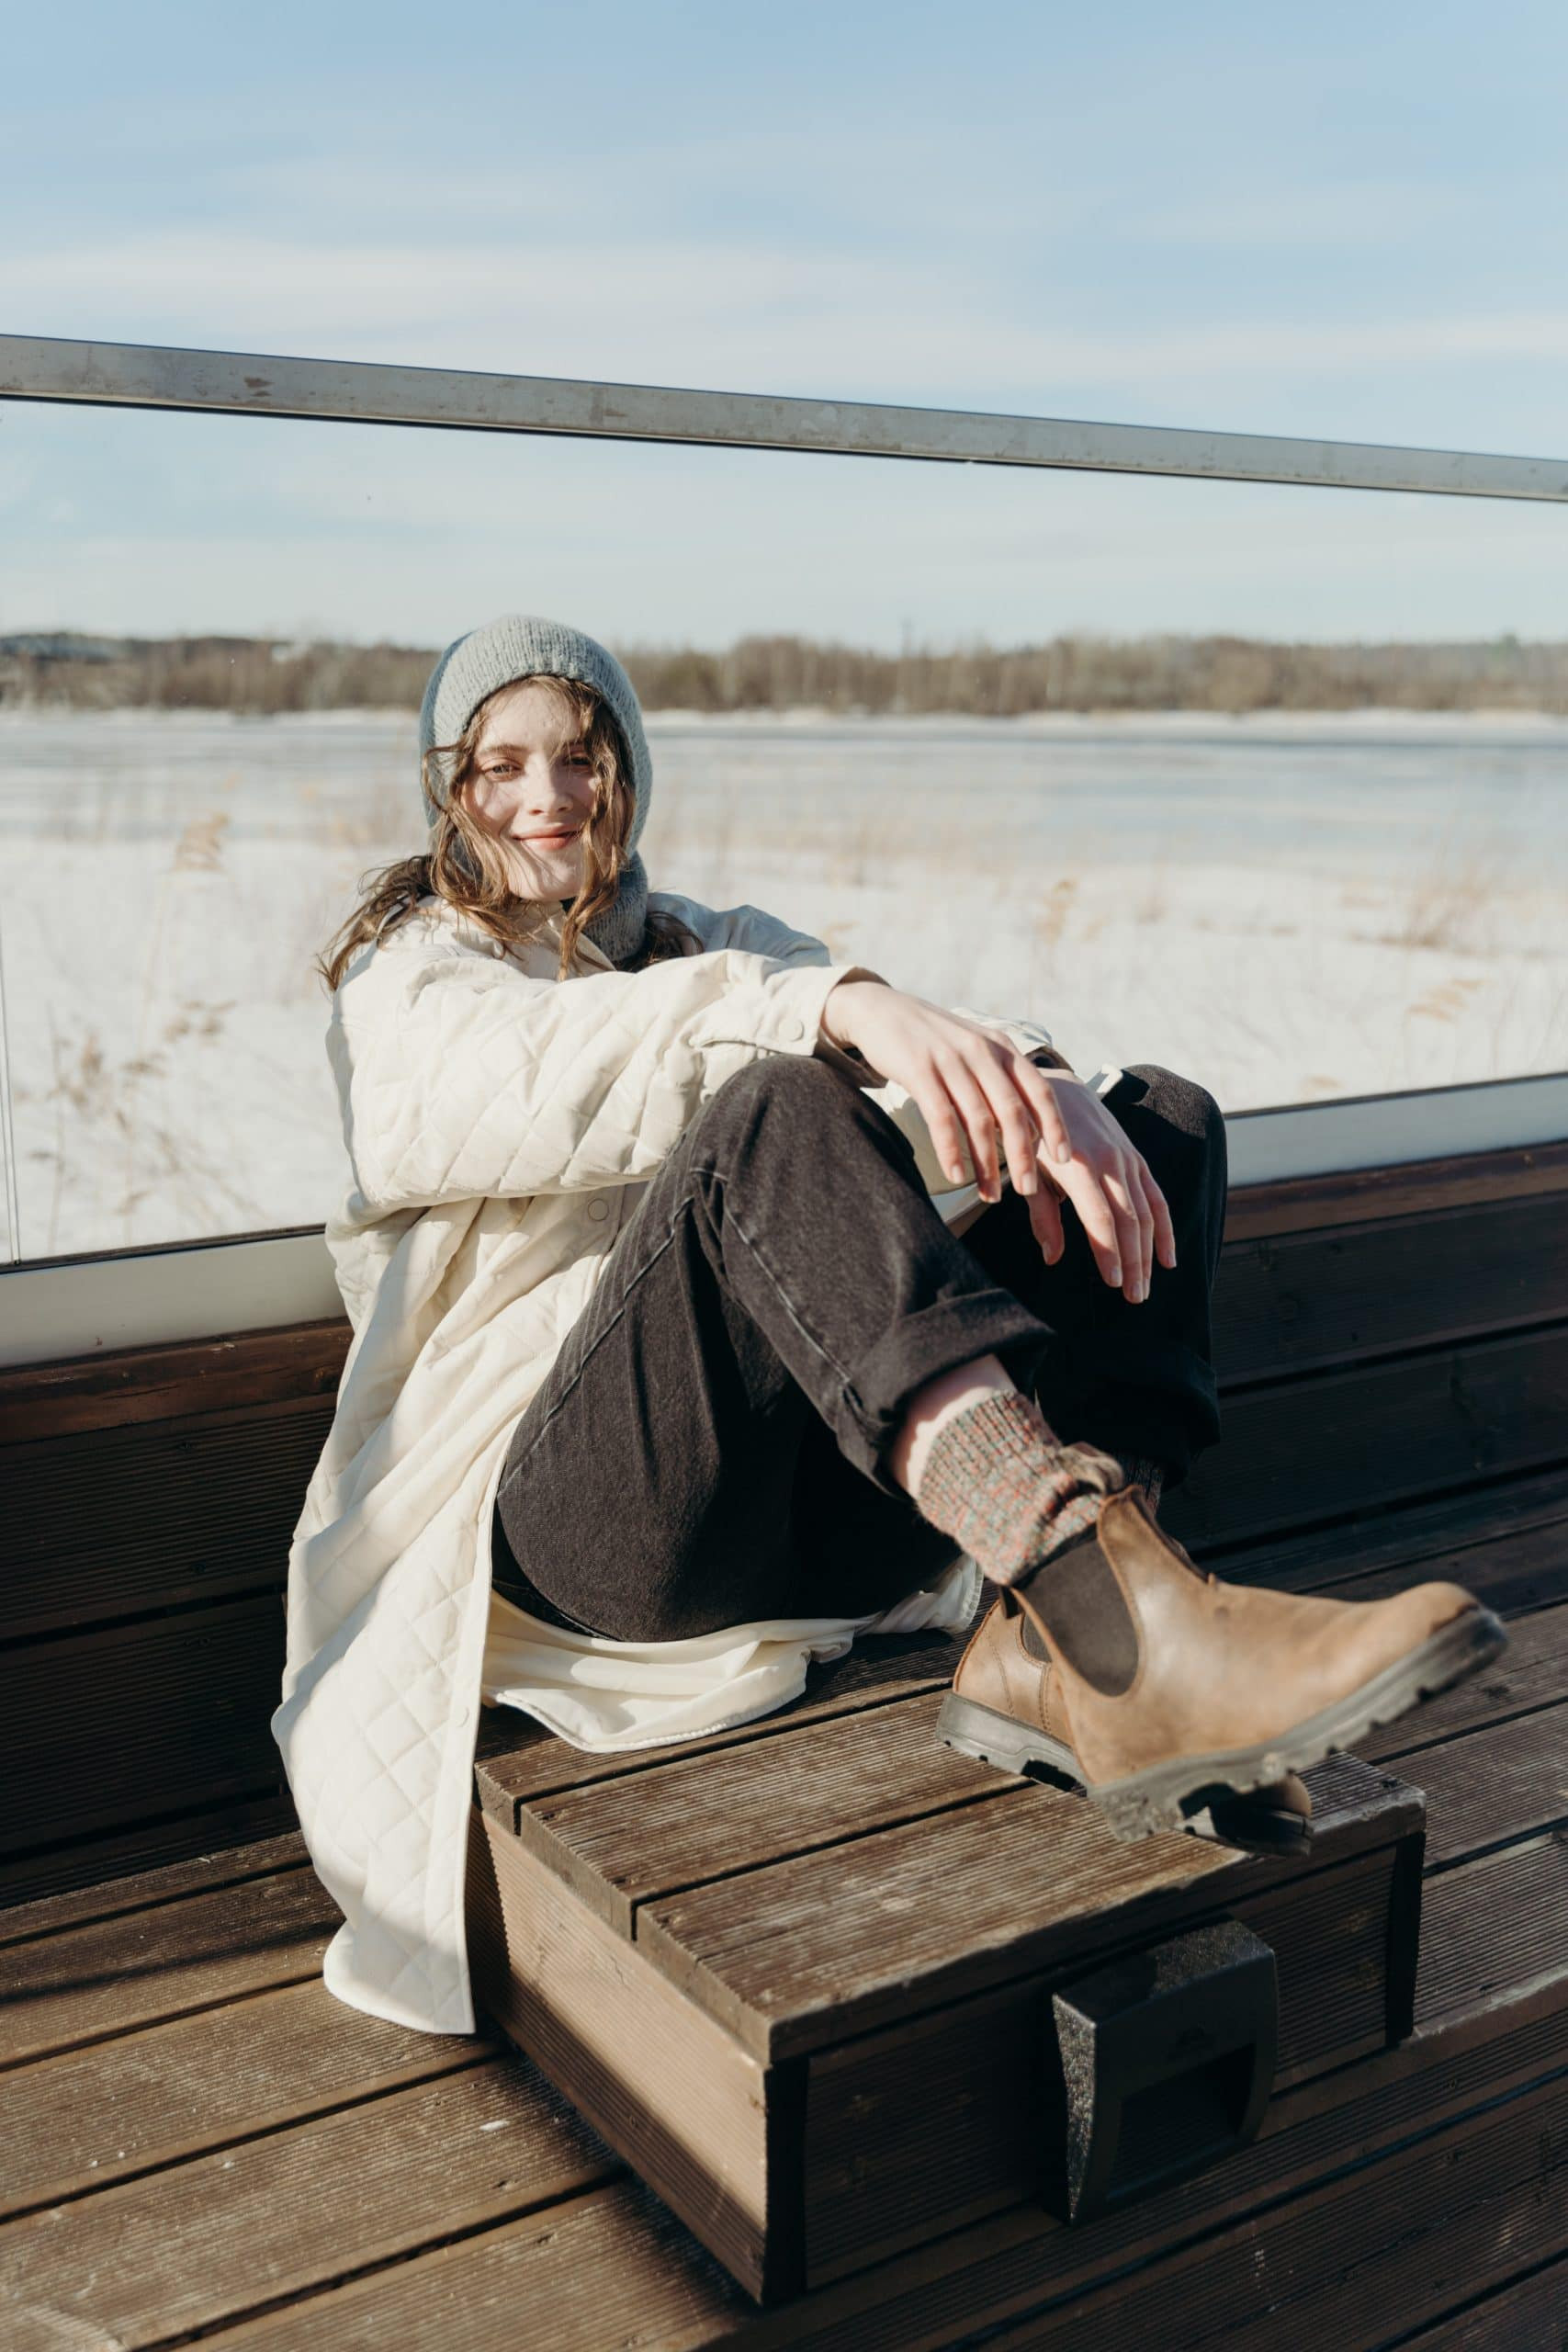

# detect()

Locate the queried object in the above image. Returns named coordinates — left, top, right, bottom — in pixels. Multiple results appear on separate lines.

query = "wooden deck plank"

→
left=179, top=1991, right=1568, bottom=2352
left=1401, top=1699, right=1568, bottom=1870
left=1417, top=1833, right=1568, bottom=2028
left=0, top=1863, right=339, bottom=2068
left=1397, top=2257, right=1568, bottom=2349
left=972, top=2074, right=1568, bottom=2352
left=6, top=1396, right=333, bottom=1634
left=1164, top=1320, right=1568, bottom=1550
left=1357, top=1598, right=1568, bottom=1762
left=3, top=1769, right=1541, bottom=2352
left=1211, top=1186, right=1568, bottom=1384
left=0, top=1598, right=288, bottom=1860
left=14, top=1852, right=1546, bottom=2352
left=1313, top=1511, right=1568, bottom=1620
left=518, top=1690, right=1004, bottom=1936
left=469, top=1813, right=789, bottom=2301
left=1208, top=1460, right=1568, bottom=1596
left=0, top=1831, right=307, bottom=1952
left=1213, top=1458, right=1568, bottom=1609
left=0, top=2052, right=615, bottom=2351
left=0, top=1319, right=350, bottom=1446
left=1221, top=1138, right=1568, bottom=1245
left=635, top=1758, right=1414, bottom=2060
left=0, top=1793, right=300, bottom=1914
left=0, top=1978, right=487, bottom=2218
left=192, top=2181, right=744, bottom=2352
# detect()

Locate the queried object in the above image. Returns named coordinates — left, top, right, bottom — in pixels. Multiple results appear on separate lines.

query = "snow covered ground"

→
left=3, top=707, right=1565, bottom=1260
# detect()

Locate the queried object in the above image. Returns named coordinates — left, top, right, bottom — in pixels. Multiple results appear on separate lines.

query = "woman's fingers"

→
left=961, top=1049, right=1045, bottom=1199
left=911, top=1070, right=976, bottom=1191
left=1095, top=1154, right=1145, bottom=1301
left=1026, top=1182, right=1066, bottom=1264
left=931, top=1043, right=1043, bottom=1204
left=1124, top=1161, right=1157, bottom=1300
left=860, top=1011, right=1175, bottom=1295
left=1057, top=1161, right=1125, bottom=1289
left=936, top=1056, right=1006, bottom=1200
left=1012, top=1057, right=1074, bottom=1166
left=1149, top=1172, right=1179, bottom=1271
left=1100, top=1155, right=1153, bottom=1302
left=921, top=1045, right=1059, bottom=1206
left=1023, top=1069, right=1170, bottom=1301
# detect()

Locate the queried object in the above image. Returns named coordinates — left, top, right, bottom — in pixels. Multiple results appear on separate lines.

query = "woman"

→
left=276, top=614, right=1502, bottom=2038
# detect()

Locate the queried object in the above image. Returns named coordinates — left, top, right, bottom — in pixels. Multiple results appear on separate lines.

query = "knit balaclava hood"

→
left=418, top=613, right=652, bottom=969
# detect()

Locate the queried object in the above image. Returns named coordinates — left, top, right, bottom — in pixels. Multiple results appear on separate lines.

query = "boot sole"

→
left=932, top=1700, right=1310, bottom=1857
left=938, top=1601, right=1508, bottom=1845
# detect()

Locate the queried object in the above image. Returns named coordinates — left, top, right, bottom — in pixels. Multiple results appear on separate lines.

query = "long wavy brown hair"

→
left=317, top=674, right=698, bottom=991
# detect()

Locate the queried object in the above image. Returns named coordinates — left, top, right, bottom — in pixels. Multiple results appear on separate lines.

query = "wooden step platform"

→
left=468, top=1681, right=1423, bottom=2300
left=4, top=1458, right=1567, bottom=2347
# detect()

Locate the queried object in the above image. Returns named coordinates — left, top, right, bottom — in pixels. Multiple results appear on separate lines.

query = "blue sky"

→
left=4, top=0, right=1568, bottom=647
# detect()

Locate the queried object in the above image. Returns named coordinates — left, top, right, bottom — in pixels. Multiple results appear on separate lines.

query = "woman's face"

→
left=463, top=679, right=599, bottom=900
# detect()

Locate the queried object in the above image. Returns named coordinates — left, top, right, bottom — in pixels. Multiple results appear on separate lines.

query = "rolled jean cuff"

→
left=1058, top=1325, right=1219, bottom=1419
left=1036, top=1325, right=1221, bottom=1487
left=837, top=1292, right=1055, bottom=1493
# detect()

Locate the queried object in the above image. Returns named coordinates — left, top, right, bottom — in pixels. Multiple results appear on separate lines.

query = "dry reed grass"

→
left=10, top=629, right=1568, bottom=717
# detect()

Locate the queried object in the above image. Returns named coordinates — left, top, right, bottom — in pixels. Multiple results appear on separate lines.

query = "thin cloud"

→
left=1122, top=181, right=1465, bottom=249
left=8, top=231, right=1568, bottom=412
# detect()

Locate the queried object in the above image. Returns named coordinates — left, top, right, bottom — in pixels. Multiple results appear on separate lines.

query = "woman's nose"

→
left=521, top=756, right=572, bottom=805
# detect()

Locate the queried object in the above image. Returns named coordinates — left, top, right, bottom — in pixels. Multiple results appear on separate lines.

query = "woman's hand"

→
left=819, top=979, right=1176, bottom=1304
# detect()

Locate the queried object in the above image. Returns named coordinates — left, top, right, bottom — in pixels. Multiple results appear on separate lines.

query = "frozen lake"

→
left=4, top=706, right=1567, bottom=1259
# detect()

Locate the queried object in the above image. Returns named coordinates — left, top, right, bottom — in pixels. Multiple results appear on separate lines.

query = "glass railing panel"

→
left=2, top=401, right=1565, bottom=1260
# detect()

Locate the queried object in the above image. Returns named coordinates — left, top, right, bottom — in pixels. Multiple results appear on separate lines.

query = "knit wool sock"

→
left=1125, top=1453, right=1165, bottom=1515
left=913, top=1387, right=1129, bottom=1588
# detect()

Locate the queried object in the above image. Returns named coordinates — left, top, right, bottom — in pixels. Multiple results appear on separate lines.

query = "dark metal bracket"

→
left=1048, top=1916, right=1279, bottom=2223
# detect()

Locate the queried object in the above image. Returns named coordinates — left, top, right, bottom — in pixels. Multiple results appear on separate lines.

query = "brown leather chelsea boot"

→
left=939, top=1485, right=1506, bottom=1842
left=945, top=1589, right=1315, bottom=1855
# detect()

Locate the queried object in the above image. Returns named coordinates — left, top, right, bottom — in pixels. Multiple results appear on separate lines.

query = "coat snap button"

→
left=784, top=1017, right=806, bottom=1041
left=587, top=1198, right=611, bottom=1222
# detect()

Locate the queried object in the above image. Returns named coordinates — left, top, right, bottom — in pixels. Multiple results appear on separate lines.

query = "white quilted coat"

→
left=274, top=889, right=1055, bottom=2036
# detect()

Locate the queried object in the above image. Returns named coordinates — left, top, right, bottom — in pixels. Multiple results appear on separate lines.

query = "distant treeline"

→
left=5, top=628, right=1568, bottom=716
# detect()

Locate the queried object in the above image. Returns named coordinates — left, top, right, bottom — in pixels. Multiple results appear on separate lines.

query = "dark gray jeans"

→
left=491, top=1052, right=1228, bottom=1643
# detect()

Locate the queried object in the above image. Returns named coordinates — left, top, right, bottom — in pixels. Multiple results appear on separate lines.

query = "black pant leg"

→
left=492, top=1054, right=1052, bottom=1642
left=960, top=1062, right=1228, bottom=1488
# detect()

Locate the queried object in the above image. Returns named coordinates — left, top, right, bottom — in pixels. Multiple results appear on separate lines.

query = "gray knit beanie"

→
left=418, top=613, right=652, bottom=968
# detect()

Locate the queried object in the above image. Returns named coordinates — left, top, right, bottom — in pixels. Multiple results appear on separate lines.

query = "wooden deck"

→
left=3, top=1137, right=1567, bottom=2346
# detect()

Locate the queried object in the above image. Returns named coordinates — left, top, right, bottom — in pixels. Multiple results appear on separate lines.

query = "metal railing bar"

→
left=5, top=334, right=1568, bottom=503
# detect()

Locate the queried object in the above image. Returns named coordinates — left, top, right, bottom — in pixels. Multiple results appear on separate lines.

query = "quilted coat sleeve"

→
left=684, top=897, right=1062, bottom=1194
left=333, top=927, right=882, bottom=1213
left=688, top=897, right=1056, bottom=1063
